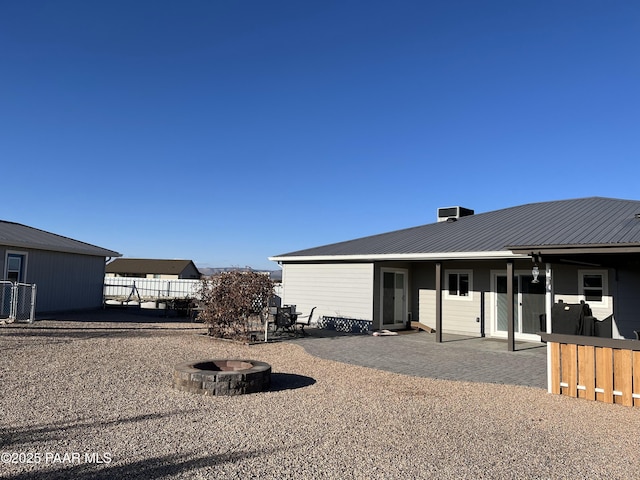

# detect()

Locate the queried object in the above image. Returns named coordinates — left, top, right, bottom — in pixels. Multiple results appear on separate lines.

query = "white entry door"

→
left=494, top=273, right=545, bottom=339
left=381, top=269, right=407, bottom=327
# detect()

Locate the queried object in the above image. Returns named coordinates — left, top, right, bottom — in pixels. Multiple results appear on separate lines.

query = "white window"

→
left=5, top=252, right=27, bottom=283
left=578, top=270, right=608, bottom=307
left=445, top=270, right=472, bottom=300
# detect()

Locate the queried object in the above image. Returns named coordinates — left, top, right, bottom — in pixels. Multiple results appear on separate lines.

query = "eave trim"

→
left=508, top=243, right=640, bottom=255
left=0, top=240, right=122, bottom=258
left=269, top=251, right=529, bottom=263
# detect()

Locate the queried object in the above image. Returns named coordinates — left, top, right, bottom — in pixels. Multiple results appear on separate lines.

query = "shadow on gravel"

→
left=1, top=326, right=200, bottom=336
left=2, top=410, right=201, bottom=450
left=268, top=373, right=316, bottom=392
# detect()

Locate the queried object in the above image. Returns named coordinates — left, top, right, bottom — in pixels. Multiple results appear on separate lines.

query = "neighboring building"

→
left=105, top=258, right=202, bottom=279
left=270, top=197, right=640, bottom=345
left=0, top=220, right=121, bottom=313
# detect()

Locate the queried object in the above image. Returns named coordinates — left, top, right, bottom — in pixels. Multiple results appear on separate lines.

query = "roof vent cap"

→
left=438, top=206, right=474, bottom=222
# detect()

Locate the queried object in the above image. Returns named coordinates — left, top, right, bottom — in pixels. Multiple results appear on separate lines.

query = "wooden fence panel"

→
left=542, top=334, right=639, bottom=407
left=578, top=345, right=595, bottom=400
left=560, top=343, right=577, bottom=397
left=595, top=347, right=614, bottom=404
left=613, top=349, right=633, bottom=406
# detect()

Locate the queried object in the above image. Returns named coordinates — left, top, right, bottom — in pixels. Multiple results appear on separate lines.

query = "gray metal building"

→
left=0, top=221, right=121, bottom=313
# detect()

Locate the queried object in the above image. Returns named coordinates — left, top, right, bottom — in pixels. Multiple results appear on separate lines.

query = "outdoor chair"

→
left=295, top=307, right=316, bottom=336
left=272, top=305, right=297, bottom=336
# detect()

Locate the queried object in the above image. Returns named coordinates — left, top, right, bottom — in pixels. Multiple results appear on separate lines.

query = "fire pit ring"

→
left=173, top=359, right=271, bottom=396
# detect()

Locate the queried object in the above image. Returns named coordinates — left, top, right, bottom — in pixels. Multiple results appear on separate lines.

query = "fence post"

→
left=29, top=284, right=37, bottom=323
left=10, top=282, right=17, bottom=321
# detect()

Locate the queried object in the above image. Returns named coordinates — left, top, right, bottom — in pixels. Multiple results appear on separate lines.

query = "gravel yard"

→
left=1, top=311, right=639, bottom=479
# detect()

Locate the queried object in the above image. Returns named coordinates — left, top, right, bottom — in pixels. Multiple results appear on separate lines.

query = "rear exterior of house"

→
left=278, top=260, right=620, bottom=340
left=270, top=198, right=640, bottom=342
left=0, top=221, right=121, bottom=313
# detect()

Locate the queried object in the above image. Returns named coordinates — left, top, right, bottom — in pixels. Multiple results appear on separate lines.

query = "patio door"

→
left=381, top=269, right=407, bottom=327
left=495, top=273, right=545, bottom=338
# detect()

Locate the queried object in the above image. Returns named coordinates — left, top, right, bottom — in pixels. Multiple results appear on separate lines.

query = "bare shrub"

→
left=197, top=271, right=274, bottom=340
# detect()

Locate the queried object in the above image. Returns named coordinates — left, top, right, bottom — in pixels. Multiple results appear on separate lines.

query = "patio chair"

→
left=273, top=306, right=293, bottom=334
left=295, top=307, right=316, bottom=336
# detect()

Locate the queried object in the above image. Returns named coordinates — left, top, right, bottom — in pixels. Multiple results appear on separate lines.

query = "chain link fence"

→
left=0, top=281, right=36, bottom=323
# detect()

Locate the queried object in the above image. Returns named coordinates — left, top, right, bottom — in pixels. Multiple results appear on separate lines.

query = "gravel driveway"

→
left=1, top=312, right=639, bottom=479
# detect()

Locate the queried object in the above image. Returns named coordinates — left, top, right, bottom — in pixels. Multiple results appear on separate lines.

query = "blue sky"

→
left=1, top=1, right=638, bottom=270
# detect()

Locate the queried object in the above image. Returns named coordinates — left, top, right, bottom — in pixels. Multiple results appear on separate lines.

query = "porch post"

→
left=545, top=263, right=553, bottom=393
left=436, top=262, right=442, bottom=343
left=507, top=260, right=515, bottom=351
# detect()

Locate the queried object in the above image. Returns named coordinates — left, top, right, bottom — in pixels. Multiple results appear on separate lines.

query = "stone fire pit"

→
left=173, top=359, right=271, bottom=396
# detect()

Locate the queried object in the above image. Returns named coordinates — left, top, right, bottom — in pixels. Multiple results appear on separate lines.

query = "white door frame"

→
left=490, top=269, right=544, bottom=342
left=380, top=267, right=408, bottom=329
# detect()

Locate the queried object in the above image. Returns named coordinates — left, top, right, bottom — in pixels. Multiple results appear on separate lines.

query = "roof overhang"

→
left=1, top=240, right=121, bottom=258
left=269, top=251, right=529, bottom=263
left=508, top=243, right=640, bottom=256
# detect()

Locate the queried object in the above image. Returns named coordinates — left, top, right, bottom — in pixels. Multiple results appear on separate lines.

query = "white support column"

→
left=545, top=263, right=553, bottom=393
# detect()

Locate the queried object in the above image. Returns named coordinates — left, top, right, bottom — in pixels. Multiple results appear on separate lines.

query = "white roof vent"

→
left=437, top=206, right=474, bottom=222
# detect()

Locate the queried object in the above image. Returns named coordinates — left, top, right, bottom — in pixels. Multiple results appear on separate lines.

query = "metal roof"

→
left=105, top=258, right=200, bottom=276
left=0, top=221, right=121, bottom=258
left=270, top=197, right=640, bottom=261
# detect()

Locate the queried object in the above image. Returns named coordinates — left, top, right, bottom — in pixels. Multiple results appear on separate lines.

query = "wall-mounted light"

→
left=531, top=265, right=540, bottom=284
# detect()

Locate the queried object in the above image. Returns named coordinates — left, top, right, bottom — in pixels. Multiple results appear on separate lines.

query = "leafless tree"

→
left=197, top=271, right=274, bottom=340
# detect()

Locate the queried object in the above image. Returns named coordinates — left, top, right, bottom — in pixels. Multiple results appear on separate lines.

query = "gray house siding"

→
left=25, top=249, right=107, bottom=312
left=412, top=260, right=518, bottom=336
left=611, top=268, right=640, bottom=339
left=282, top=262, right=374, bottom=323
left=0, top=221, right=120, bottom=315
left=407, top=260, right=624, bottom=338
left=278, top=257, right=635, bottom=339
left=0, top=249, right=5, bottom=279
left=0, top=246, right=108, bottom=313
left=411, top=262, right=436, bottom=324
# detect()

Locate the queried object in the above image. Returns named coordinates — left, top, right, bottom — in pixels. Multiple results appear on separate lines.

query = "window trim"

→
left=5, top=251, right=28, bottom=283
left=578, top=269, right=608, bottom=308
left=444, top=269, right=473, bottom=301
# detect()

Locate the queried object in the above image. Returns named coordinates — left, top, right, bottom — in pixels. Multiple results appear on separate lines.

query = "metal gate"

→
left=0, top=281, right=36, bottom=323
